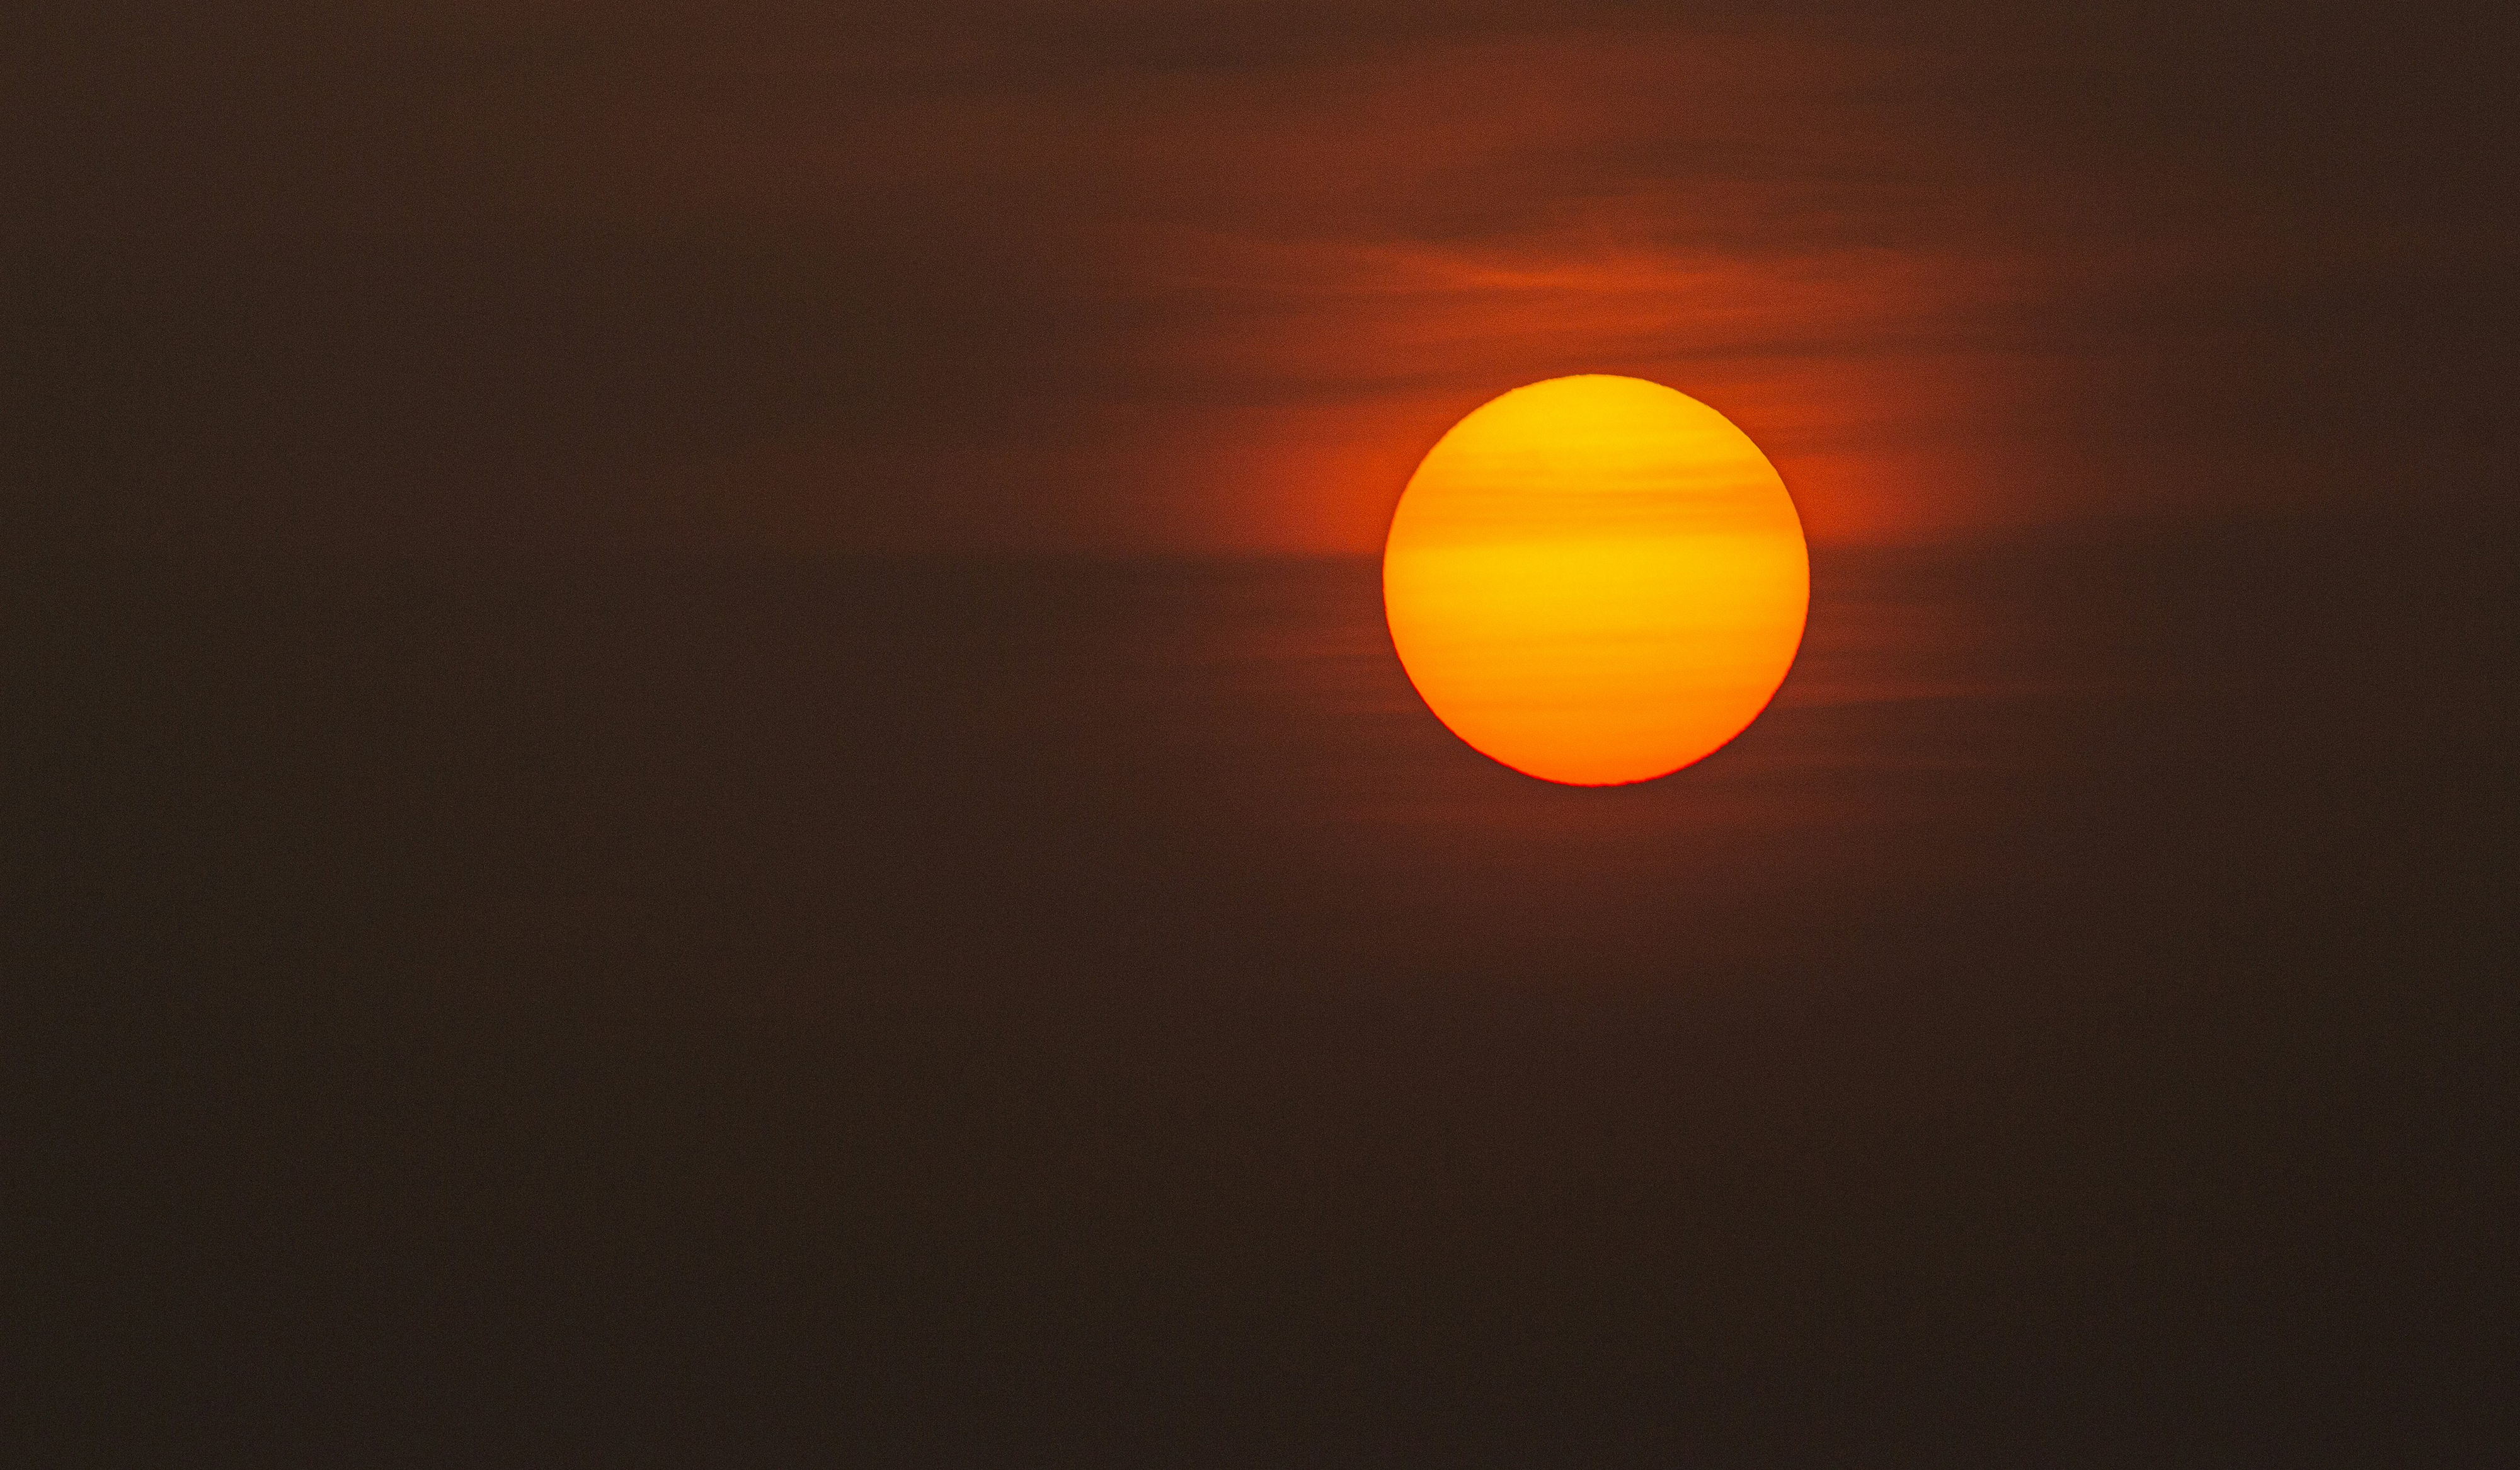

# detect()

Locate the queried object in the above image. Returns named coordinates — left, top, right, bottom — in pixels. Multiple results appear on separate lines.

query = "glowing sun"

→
left=1382, top=375, right=1809, bottom=786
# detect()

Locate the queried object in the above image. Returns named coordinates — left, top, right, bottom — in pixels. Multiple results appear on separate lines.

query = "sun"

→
left=1382, top=375, right=1809, bottom=786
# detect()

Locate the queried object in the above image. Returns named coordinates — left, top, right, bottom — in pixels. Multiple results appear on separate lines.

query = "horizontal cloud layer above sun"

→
left=10, top=0, right=2506, bottom=556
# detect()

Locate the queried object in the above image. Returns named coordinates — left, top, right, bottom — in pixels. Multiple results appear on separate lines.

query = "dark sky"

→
left=13, top=0, right=2509, bottom=553
left=12, top=5, right=2517, bottom=1466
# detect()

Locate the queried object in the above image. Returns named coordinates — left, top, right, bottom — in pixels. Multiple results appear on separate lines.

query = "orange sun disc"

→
left=1382, top=375, right=1810, bottom=786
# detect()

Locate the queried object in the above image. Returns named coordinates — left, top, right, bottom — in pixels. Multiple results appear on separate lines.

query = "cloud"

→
left=9, top=1, right=2505, bottom=555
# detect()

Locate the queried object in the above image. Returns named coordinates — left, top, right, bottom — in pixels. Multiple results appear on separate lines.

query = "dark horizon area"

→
left=16, top=512, right=2509, bottom=1464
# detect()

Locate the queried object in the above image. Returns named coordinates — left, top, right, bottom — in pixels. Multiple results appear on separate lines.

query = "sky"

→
left=14, top=0, right=2508, bottom=555
left=13, top=8, right=2512, bottom=1462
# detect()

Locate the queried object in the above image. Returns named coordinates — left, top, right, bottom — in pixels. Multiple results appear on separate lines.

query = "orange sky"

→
left=12, top=2, right=2506, bottom=558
